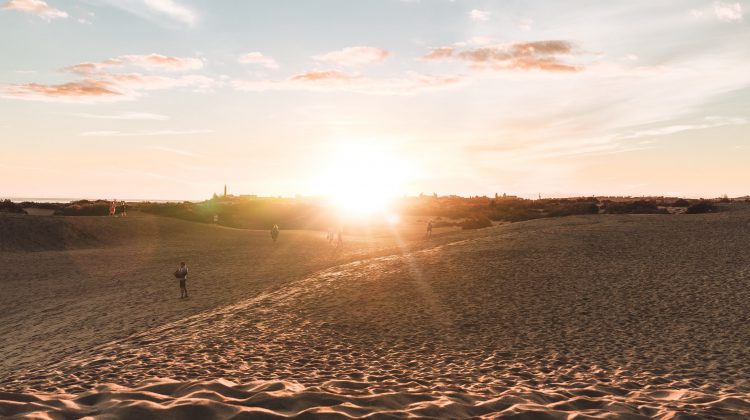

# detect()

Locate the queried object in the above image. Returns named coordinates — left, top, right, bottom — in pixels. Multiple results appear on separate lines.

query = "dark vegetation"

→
left=601, top=200, right=668, bottom=214
left=0, top=199, right=26, bottom=214
left=2, top=195, right=735, bottom=231
left=671, top=199, right=690, bottom=207
left=686, top=201, right=716, bottom=214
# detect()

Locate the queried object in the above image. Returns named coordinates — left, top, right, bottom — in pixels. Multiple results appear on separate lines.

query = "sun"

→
left=317, top=142, right=410, bottom=218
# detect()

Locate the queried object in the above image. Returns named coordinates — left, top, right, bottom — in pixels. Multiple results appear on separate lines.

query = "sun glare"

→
left=318, top=142, right=410, bottom=218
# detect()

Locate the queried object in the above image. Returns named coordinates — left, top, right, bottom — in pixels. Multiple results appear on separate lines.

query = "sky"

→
left=0, top=0, right=748, bottom=200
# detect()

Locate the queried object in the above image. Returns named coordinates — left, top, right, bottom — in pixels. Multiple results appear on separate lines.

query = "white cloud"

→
left=2, top=0, right=68, bottom=21
left=691, top=2, right=743, bottom=21
left=470, top=9, right=490, bottom=22
left=518, top=18, right=533, bottom=31
left=313, top=46, right=391, bottom=66
left=141, top=0, right=196, bottom=25
left=238, top=52, right=279, bottom=69
left=96, top=0, right=196, bottom=26
left=713, top=1, right=742, bottom=21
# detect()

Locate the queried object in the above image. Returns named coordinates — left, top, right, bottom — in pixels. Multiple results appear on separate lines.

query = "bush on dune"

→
left=602, top=200, right=668, bottom=214
left=0, top=199, right=26, bottom=214
left=686, top=201, right=716, bottom=214
left=545, top=202, right=599, bottom=217
left=461, top=217, right=492, bottom=230
left=55, top=202, right=110, bottom=216
left=671, top=199, right=690, bottom=207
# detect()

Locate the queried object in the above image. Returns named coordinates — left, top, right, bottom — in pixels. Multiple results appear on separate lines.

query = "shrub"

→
left=55, top=203, right=110, bottom=216
left=546, top=202, right=599, bottom=217
left=0, top=199, right=26, bottom=214
left=686, top=201, right=716, bottom=214
left=461, top=217, right=492, bottom=230
left=671, top=199, right=690, bottom=207
left=603, top=200, right=668, bottom=214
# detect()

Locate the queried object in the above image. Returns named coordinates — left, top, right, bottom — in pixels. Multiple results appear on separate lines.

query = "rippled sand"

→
left=2, top=206, right=750, bottom=418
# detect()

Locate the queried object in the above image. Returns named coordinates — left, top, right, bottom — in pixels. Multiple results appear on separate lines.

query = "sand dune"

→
left=2, top=206, right=750, bottom=418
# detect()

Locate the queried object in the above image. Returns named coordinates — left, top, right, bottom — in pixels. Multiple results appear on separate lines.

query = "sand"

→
left=1, top=207, right=750, bottom=418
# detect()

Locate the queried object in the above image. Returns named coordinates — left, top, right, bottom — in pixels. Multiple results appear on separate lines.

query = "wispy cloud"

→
left=713, top=1, right=743, bottom=21
left=1, top=72, right=215, bottom=103
left=0, top=80, right=125, bottom=103
left=97, top=0, right=197, bottom=26
left=66, top=111, right=170, bottom=120
left=2, top=0, right=68, bottom=21
left=423, top=40, right=583, bottom=72
left=65, top=54, right=204, bottom=74
left=518, top=18, right=533, bottom=31
left=469, top=9, right=490, bottom=22
left=2, top=53, right=213, bottom=103
left=142, top=0, right=195, bottom=25
left=234, top=70, right=463, bottom=95
left=313, top=46, right=391, bottom=67
left=691, top=1, right=743, bottom=21
left=238, top=52, right=279, bottom=69
left=618, top=116, right=747, bottom=139
left=80, top=129, right=211, bottom=136
left=121, top=54, right=204, bottom=71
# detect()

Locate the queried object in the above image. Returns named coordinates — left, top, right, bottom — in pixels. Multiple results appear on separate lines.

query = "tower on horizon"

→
left=224, top=184, right=227, bottom=197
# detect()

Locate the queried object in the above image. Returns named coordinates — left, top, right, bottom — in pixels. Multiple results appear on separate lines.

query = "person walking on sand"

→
left=174, top=262, right=189, bottom=298
left=336, top=228, right=343, bottom=248
left=271, top=224, right=280, bottom=242
left=426, top=220, right=433, bottom=238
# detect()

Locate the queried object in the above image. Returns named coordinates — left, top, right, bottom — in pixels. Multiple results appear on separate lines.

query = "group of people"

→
left=109, top=200, right=126, bottom=217
left=172, top=221, right=436, bottom=298
left=326, top=228, right=344, bottom=247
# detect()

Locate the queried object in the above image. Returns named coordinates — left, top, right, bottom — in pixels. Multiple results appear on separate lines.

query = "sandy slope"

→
left=0, top=212, right=466, bottom=376
left=2, top=207, right=750, bottom=418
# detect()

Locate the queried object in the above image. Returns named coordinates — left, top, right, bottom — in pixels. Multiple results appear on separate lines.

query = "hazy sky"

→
left=1, top=0, right=748, bottom=200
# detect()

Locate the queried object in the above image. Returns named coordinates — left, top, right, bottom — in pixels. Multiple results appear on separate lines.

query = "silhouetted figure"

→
left=271, top=224, right=280, bottom=242
left=121, top=201, right=126, bottom=217
left=326, top=229, right=334, bottom=244
left=336, top=228, right=343, bottom=248
left=109, top=200, right=116, bottom=216
left=426, top=220, right=433, bottom=238
left=174, top=262, right=189, bottom=298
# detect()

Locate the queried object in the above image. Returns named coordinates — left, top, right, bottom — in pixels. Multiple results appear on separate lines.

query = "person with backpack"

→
left=174, top=262, right=189, bottom=298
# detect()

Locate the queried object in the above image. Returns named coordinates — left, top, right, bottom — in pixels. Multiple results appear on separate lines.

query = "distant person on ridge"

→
left=109, top=200, right=116, bottom=216
left=174, top=262, right=189, bottom=298
left=271, top=224, right=280, bottom=242
left=426, top=220, right=433, bottom=238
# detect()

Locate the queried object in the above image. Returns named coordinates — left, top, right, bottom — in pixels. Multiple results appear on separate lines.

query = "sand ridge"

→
left=2, top=207, right=750, bottom=418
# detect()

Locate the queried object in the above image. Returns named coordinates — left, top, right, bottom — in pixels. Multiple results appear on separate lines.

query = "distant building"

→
left=224, top=184, right=227, bottom=197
